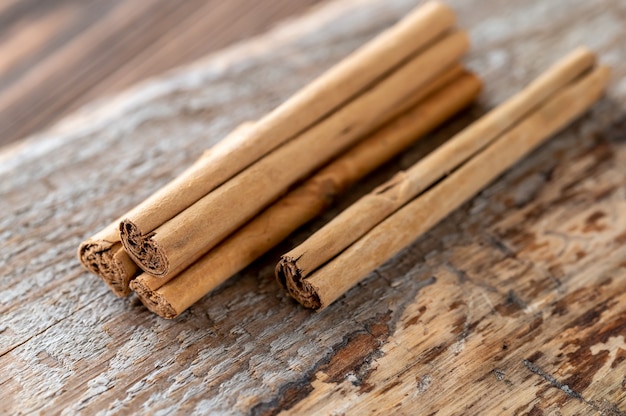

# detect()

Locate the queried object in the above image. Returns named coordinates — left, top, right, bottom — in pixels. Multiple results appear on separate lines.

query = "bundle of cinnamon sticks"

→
left=78, top=1, right=609, bottom=318
left=277, top=48, right=610, bottom=310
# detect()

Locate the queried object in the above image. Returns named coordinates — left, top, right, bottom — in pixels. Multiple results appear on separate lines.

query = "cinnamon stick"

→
left=278, top=63, right=610, bottom=310
left=131, top=70, right=482, bottom=318
left=276, top=47, right=596, bottom=291
left=78, top=237, right=137, bottom=297
left=77, top=123, right=254, bottom=296
left=120, top=30, right=470, bottom=279
left=120, top=1, right=454, bottom=234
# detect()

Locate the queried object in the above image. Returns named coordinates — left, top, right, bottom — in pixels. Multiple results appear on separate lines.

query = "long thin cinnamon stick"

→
left=77, top=123, right=254, bottom=296
left=120, top=30, right=470, bottom=279
left=131, top=71, right=482, bottom=318
left=279, top=64, right=610, bottom=310
left=122, top=1, right=454, bottom=234
left=276, top=47, right=596, bottom=289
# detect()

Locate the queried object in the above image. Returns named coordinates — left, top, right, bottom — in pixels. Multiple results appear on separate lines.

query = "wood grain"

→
left=0, top=0, right=322, bottom=147
left=1, top=0, right=626, bottom=414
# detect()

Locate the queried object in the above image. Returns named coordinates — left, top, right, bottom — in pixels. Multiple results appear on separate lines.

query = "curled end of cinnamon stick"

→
left=131, top=279, right=178, bottom=319
left=275, top=257, right=322, bottom=310
left=119, top=220, right=169, bottom=277
left=78, top=241, right=135, bottom=297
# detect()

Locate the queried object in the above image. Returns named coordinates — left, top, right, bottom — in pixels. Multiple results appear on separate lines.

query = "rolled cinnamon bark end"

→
left=276, top=256, right=322, bottom=309
left=78, top=241, right=138, bottom=297
left=77, top=123, right=255, bottom=295
left=119, top=220, right=169, bottom=277
left=131, top=278, right=177, bottom=319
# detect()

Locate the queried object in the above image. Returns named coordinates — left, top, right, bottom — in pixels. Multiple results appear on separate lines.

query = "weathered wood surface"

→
left=1, top=0, right=626, bottom=414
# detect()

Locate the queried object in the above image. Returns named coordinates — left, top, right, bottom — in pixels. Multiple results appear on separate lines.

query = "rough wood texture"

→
left=1, top=0, right=626, bottom=414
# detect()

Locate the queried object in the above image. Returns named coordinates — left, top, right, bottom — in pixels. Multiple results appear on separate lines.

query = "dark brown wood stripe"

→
left=0, top=0, right=322, bottom=147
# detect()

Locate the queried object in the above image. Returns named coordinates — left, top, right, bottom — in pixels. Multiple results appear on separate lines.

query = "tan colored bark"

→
left=76, top=123, right=254, bottom=296
left=277, top=47, right=596, bottom=296
left=280, top=64, right=610, bottom=309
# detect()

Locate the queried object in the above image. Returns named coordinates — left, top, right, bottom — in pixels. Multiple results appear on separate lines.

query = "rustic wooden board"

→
left=2, top=0, right=626, bottom=414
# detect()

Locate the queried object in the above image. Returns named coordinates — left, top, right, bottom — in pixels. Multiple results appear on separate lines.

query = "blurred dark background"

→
left=0, top=0, right=323, bottom=148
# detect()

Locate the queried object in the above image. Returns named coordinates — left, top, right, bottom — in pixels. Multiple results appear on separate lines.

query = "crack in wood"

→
left=522, top=359, right=626, bottom=416
left=523, top=358, right=585, bottom=401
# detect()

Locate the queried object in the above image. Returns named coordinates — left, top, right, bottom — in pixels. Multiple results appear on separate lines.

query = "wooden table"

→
left=2, top=0, right=625, bottom=414
left=0, top=0, right=322, bottom=147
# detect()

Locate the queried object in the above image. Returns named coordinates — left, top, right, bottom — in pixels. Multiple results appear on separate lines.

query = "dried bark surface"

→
left=1, top=0, right=625, bottom=414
